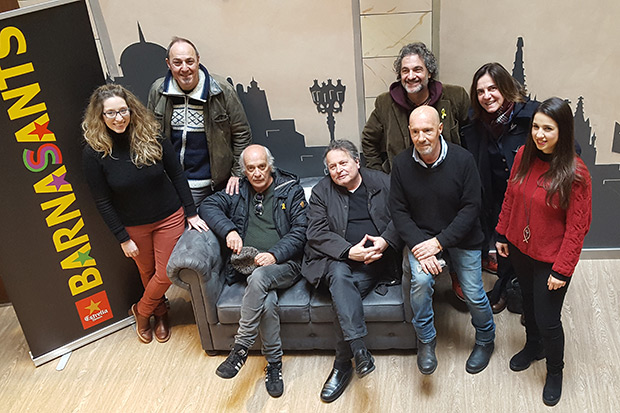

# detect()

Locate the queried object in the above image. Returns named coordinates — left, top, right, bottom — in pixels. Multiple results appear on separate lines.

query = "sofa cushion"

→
left=216, top=278, right=311, bottom=324
left=309, top=284, right=405, bottom=323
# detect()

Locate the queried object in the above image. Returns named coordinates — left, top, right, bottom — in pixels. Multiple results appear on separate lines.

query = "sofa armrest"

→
left=167, top=228, right=225, bottom=326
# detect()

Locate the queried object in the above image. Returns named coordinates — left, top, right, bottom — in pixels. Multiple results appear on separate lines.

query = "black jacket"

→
left=200, top=168, right=307, bottom=284
left=302, top=168, right=402, bottom=287
left=460, top=100, right=538, bottom=239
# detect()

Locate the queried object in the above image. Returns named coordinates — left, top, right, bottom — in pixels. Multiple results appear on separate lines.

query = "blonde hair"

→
left=82, top=84, right=162, bottom=166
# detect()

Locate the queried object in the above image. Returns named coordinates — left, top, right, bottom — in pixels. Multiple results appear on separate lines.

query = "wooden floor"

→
left=1, top=259, right=619, bottom=412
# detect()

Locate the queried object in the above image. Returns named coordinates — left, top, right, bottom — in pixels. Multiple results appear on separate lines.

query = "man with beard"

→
left=361, top=42, right=471, bottom=300
left=361, top=42, right=469, bottom=173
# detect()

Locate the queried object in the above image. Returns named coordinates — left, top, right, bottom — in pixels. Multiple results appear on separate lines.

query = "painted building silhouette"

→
left=512, top=37, right=620, bottom=247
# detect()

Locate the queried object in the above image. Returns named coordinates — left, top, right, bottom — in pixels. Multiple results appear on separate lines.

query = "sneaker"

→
left=482, top=254, right=498, bottom=274
left=216, top=346, right=248, bottom=379
left=450, top=272, right=465, bottom=302
left=265, top=361, right=284, bottom=397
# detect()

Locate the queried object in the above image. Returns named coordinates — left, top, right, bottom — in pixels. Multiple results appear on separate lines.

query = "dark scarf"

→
left=481, top=100, right=515, bottom=139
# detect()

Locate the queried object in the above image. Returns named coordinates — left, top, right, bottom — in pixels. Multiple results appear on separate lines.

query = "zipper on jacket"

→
left=179, top=95, right=189, bottom=169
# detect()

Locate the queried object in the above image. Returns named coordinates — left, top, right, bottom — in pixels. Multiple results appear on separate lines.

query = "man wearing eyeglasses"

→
left=200, top=144, right=307, bottom=398
left=148, top=36, right=252, bottom=206
left=303, top=140, right=402, bottom=403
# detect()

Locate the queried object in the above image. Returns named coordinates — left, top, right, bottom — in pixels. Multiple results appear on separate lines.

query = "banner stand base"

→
left=30, top=316, right=135, bottom=367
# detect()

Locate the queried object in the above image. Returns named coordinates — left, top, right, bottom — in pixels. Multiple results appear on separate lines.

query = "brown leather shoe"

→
left=131, top=304, right=152, bottom=344
left=491, top=296, right=507, bottom=314
left=153, top=313, right=171, bottom=343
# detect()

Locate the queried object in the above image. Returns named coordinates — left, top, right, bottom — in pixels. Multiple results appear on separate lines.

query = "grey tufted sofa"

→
left=166, top=178, right=418, bottom=355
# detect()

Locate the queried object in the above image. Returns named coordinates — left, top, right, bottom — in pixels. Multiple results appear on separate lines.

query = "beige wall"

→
left=438, top=0, right=620, bottom=164
left=359, top=0, right=433, bottom=120
left=18, top=0, right=436, bottom=149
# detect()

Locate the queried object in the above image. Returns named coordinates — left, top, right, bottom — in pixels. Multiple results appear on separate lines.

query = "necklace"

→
left=522, top=172, right=544, bottom=243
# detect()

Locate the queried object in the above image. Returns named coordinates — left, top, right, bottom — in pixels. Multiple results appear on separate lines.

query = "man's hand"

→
left=187, top=215, right=209, bottom=232
left=495, top=242, right=509, bottom=258
left=348, top=234, right=384, bottom=264
left=121, top=239, right=139, bottom=258
left=225, top=176, right=240, bottom=195
left=412, top=237, right=441, bottom=261
left=363, top=235, right=388, bottom=264
left=418, top=256, right=443, bottom=275
left=255, top=252, right=276, bottom=267
left=226, top=230, right=243, bottom=254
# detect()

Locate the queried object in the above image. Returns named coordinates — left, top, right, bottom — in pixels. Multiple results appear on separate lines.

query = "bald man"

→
left=389, top=106, right=495, bottom=376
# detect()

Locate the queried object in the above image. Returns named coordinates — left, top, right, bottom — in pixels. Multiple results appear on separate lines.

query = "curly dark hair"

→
left=393, top=42, right=438, bottom=80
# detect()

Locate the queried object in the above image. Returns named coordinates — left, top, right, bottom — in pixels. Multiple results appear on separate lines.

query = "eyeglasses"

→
left=253, top=193, right=264, bottom=216
left=103, top=108, right=130, bottom=119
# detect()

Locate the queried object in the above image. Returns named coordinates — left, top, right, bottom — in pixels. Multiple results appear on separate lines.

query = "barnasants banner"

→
left=0, top=0, right=142, bottom=365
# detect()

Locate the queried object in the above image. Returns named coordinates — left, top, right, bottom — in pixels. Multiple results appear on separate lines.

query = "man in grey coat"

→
left=303, top=140, right=401, bottom=403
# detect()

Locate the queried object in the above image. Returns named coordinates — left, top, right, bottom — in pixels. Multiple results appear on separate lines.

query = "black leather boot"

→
left=510, top=341, right=545, bottom=371
left=543, top=370, right=563, bottom=406
left=416, top=338, right=437, bottom=375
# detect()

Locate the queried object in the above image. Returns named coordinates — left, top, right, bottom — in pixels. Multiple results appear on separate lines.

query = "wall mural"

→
left=107, top=26, right=618, bottom=248
left=511, top=37, right=620, bottom=248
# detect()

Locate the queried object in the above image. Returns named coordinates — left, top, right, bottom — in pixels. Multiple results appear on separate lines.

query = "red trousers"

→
left=126, top=207, right=185, bottom=317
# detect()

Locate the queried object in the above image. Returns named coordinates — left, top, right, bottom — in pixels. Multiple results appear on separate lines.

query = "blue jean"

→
left=407, top=248, right=495, bottom=345
left=235, top=261, right=301, bottom=363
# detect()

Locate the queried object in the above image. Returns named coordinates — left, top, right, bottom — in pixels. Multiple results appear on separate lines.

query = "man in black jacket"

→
left=201, top=144, right=307, bottom=398
left=303, top=140, right=401, bottom=403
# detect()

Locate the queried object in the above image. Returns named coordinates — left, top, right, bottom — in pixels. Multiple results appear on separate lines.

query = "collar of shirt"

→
left=412, top=135, right=448, bottom=168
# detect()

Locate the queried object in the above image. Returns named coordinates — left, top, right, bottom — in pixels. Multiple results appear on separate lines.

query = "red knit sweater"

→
left=496, top=148, right=592, bottom=278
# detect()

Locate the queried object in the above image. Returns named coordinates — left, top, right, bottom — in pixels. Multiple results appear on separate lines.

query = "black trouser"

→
left=323, top=260, right=379, bottom=362
left=484, top=198, right=516, bottom=303
left=509, top=243, right=570, bottom=373
left=488, top=253, right=515, bottom=303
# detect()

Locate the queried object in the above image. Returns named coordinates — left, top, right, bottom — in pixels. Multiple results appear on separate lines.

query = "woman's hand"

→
left=495, top=242, right=510, bottom=258
left=547, top=274, right=567, bottom=290
left=187, top=215, right=209, bottom=232
left=121, top=239, right=139, bottom=258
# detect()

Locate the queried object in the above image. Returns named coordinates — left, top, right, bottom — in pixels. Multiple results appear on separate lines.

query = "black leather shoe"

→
left=509, top=342, right=545, bottom=371
left=466, top=342, right=494, bottom=374
left=354, top=349, right=375, bottom=378
left=417, top=338, right=437, bottom=375
left=320, top=367, right=353, bottom=403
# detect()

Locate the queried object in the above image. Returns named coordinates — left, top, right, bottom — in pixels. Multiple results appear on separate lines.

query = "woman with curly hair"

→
left=496, top=97, right=591, bottom=406
left=82, top=84, right=208, bottom=344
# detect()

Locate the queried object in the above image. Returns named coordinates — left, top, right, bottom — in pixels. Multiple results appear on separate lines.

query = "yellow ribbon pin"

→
left=441, top=108, right=447, bottom=119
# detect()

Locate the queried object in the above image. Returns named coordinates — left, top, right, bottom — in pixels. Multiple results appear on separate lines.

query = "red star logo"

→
left=28, top=121, right=53, bottom=141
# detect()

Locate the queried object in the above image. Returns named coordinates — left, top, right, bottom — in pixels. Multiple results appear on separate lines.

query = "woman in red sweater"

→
left=496, top=97, right=591, bottom=406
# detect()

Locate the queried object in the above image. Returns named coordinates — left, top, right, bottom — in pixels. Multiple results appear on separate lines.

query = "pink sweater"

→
left=496, top=148, right=592, bottom=277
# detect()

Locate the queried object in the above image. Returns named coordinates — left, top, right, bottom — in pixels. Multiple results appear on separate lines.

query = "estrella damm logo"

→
left=75, top=290, right=113, bottom=329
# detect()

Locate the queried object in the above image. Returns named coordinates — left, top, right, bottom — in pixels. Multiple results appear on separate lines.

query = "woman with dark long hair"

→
left=82, top=84, right=208, bottom=344
left=496, top=97, right=591, bottom=406
left=461, top=62, right=538, bottom=313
